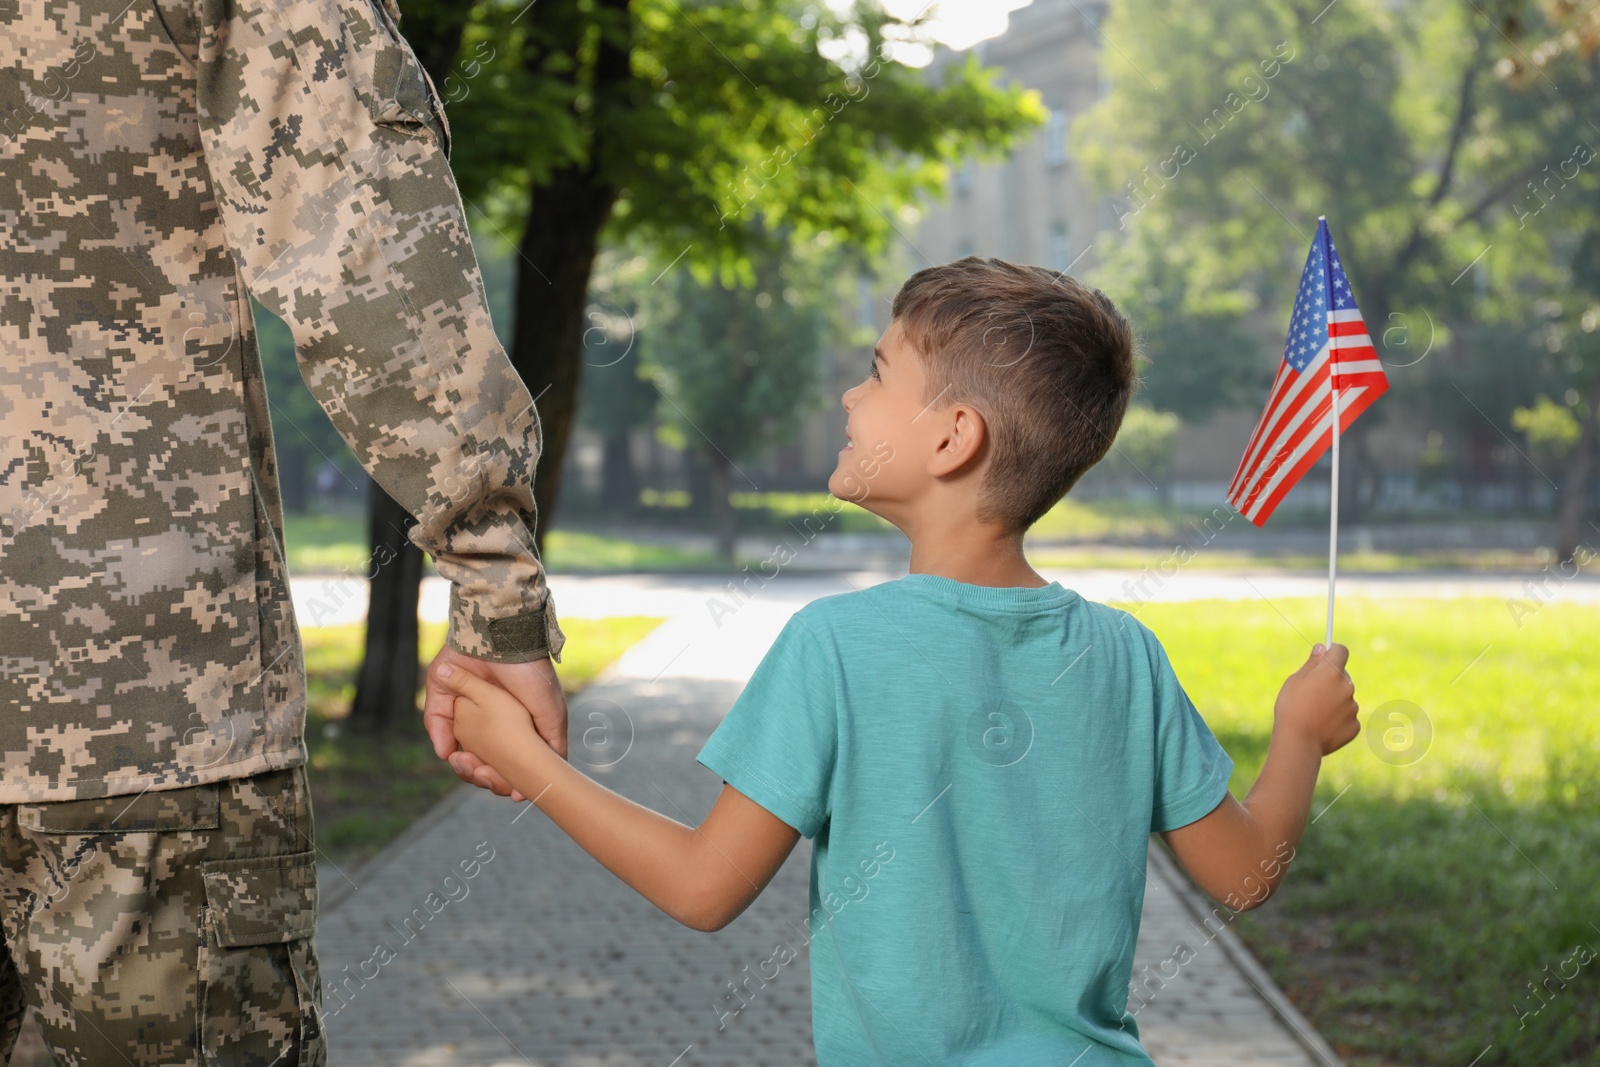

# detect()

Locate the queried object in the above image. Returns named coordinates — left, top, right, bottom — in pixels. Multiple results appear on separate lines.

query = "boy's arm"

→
left=434, top=663, right=801, bottom=932
left=1160, top=643, right=1359, bottom=911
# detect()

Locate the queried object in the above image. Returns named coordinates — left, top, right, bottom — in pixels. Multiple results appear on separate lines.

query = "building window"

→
left=1045, top=107, right=1068, bottom=167
left=1050, top=223, right=1070, bottom=273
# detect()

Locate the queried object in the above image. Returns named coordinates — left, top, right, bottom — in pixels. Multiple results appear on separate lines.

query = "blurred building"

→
left=909, top=0, right=1109, bottom=277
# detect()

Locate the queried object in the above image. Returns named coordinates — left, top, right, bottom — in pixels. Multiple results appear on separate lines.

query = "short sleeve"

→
left=695, top=613, right=837, bottom=838
left=1145, top=632, right=1234, bottom=833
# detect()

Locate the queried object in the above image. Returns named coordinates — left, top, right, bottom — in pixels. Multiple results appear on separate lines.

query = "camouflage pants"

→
left=0, top=766, right=325, bottom=1066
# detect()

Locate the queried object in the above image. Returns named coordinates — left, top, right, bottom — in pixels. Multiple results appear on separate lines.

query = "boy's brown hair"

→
left=891, top=256, right=1138, bottom=535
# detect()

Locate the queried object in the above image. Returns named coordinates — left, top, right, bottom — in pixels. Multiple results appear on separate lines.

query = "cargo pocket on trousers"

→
left=362, top=0, right=452, bottom=158
left=198, top=850, right=324, bottom=1067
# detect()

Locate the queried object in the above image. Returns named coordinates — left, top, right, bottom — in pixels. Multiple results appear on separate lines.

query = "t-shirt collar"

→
left=896, top=572, right=1078, bottom=613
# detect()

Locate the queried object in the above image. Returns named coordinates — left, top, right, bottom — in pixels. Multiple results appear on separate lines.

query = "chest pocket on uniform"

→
left=362, top=0, right=452, bottom=158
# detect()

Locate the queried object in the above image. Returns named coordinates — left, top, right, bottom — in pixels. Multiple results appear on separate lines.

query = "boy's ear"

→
left=927, top=403, right=988, bottom=477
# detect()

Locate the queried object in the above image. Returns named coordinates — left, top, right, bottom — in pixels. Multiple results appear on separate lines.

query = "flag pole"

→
left=1322, top=216, right=1339, bottom=649
left=1327, top=370, right=1341, bottom=648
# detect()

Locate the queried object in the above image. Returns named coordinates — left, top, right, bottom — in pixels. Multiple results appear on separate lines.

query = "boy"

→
left=433, top=257, right=1361, bottom=1065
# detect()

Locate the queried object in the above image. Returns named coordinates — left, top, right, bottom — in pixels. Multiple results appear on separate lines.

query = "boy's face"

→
left=829, top=317, right=954, bottom=523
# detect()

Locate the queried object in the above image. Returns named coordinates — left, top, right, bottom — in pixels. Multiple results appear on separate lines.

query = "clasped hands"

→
left=422, top=644, right=567, bottom=800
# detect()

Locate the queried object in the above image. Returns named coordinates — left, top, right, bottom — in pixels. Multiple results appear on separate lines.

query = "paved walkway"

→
left=315, top=584, right=1345, bottom=1067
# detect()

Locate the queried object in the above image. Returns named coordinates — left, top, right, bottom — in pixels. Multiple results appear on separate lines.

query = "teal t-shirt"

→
left=695, top=574, right=1234, bottom=1066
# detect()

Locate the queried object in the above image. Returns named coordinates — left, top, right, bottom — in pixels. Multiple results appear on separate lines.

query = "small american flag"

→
left=1227, top=218, right=1389, bottom=526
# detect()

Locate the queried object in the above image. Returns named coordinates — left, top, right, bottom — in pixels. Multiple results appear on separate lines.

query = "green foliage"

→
left=644, top=237, right=831, bottom=464
left=1107, top=403, right=1181, bottom=486
left=1101, top=225, right=1265, bottom=419
left=254, top=300, right=358, bottom=512
left=422, top=0, right=1045, bottom=283
left=577, top=248, right=661, bottom=438
left=1513, top=395, right=1584, bottom=458
left=1072, top=0, right=1600, bottom=470
left=281, top=513, right=725, bottom=574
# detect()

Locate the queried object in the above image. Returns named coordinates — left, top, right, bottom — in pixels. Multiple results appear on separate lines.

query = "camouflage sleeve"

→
left=190, top=0, right=564, bottom=663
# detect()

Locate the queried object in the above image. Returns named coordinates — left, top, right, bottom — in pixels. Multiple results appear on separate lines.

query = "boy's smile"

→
left=828, top=318, right=927, bottom=513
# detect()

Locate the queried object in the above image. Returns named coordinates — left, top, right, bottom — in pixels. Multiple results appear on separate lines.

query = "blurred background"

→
left=253, top=1, right=1599, bottom=1065
left=271, top=0, right=1600, bottom=569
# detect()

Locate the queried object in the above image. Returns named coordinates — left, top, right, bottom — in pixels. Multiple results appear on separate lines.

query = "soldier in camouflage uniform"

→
left=0, top=0, right=568, bottom=1062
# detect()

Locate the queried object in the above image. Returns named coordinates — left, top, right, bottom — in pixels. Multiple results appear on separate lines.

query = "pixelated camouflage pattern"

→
left=0, top=766, right=325, bottom=1065
left=0, top=0, right=565, bottom=802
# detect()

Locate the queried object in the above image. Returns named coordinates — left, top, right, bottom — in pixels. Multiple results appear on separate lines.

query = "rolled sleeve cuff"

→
left=447, top=584, right=566, bottom=665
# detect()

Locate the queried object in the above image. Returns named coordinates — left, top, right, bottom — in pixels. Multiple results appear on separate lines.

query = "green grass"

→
left=720, top=491, right=1202, bottom=541
left=284, top=498, right=1237, bottom=575
left=1125, top=597, right=1600, bottom=1067
left=285, top=510, right=1548, bottom=577
left=545, top=528, right=726, bottom=571
left=281, top=513, right=379, bottom=574
left=1031, top=547, right=1555, bottom=573
left=281, top=513, right=725, bottom=574
left=303, top=615, right=665, bottom=866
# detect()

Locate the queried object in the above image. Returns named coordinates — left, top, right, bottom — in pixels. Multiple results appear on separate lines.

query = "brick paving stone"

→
left=318, top=587, right=1342, bottom=1067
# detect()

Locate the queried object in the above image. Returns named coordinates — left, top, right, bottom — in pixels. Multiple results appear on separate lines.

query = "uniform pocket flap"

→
left=202, top=850, right=318, bottom=947
left=363, top=1, right=451, bottom=156
left=18, top=783, right=222, bottom=834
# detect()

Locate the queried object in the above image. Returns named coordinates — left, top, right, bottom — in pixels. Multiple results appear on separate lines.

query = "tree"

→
left=1072, top=0, right=1596, bottom=519
left=1514, top=231, right=1600, bottom=562
left=1090, top=226, right=1265, bottom=422
left=438, top=0, right=1043, bottom=529
left=1496, top=0, right=1600, bottom=83
left=575, top=249, right=660, bottom=517
left=1109, top=404, right=1183, bottom=498
left=255, top=301, right=357, bottom=513
left=347, top=0, right=1044, bottom=731
left=646, top=234, right=831, bottom=558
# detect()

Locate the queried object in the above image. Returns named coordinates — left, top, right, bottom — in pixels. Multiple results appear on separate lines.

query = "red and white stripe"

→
left=1227, top=309, right=1389, bottom=527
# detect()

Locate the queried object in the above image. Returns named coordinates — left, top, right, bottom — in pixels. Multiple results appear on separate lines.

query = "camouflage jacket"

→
left=0, top=0, right=565, bottom=802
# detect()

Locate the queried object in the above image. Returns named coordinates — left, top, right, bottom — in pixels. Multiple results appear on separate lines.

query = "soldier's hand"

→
left=424, top=645, right=569, bottom=799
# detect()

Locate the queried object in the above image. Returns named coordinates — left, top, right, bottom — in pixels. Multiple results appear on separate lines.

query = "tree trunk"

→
left=1340, top=288, right=1402, bottom=523
left=508, top=0, right=630, bottom=549
left=1556, top=373, right=1600, bottom=564
left=1342, top=418, right=1380, bottom=520
left=347, top=5, right=468, bottom=734
left=707, top=452, right=736, bottom=560
left=508, top=163, right=618, bottom=554
left=349, top=481, right=426, bottom=732
left=403, top=3, right=471, bottom=89
left=685, top=447, right=714, bottom=518
left=599, top=429, right=638, bottom=515
left=280, top=456, right=308, bottom=514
